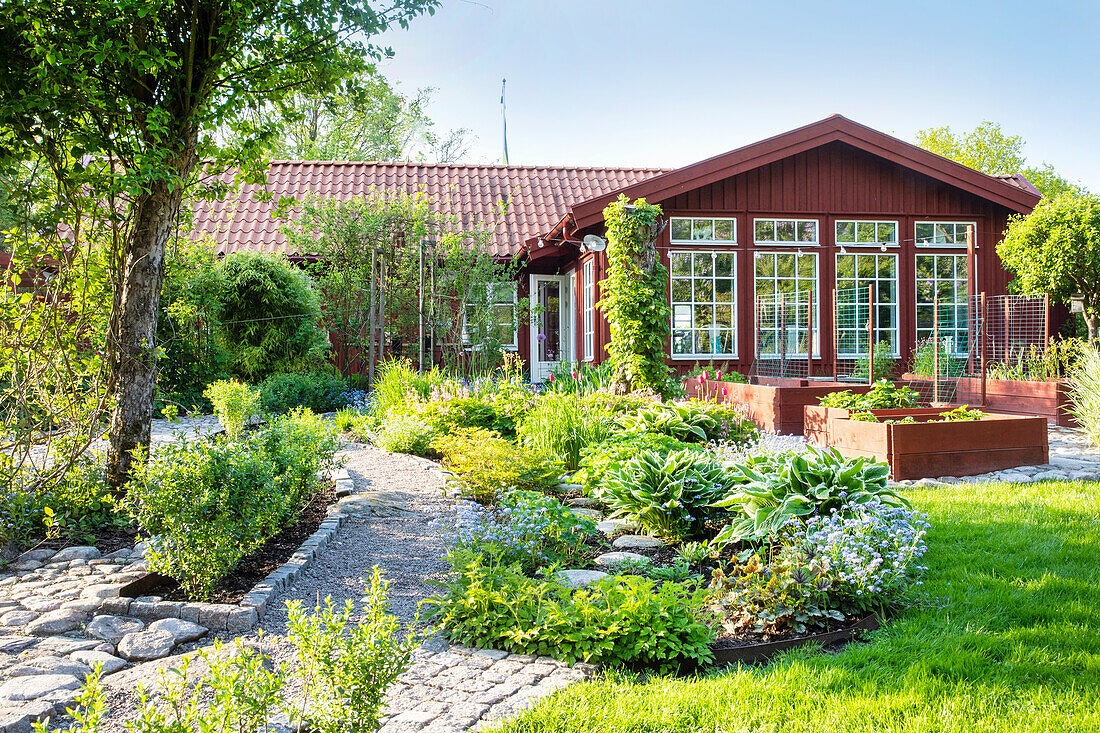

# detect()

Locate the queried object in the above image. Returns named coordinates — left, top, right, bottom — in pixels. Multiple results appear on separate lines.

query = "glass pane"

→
left=916, top=223, right=934, bottom=243
left=714, top=219, right=734, bottom=241
left=537, top=280, right=560, bottom=362
left=755, top=254, right=774, bottom=277
left=797, top=254, right=816, bottom=278
left=878, top=222, right=897, bottom=243
left=937, top=256, right=954, bottom=279
left=934, top=223, right=951, bottom=244
left=877, top=281, right=895, bottom=304
left=856, top=222, right=877, bottom=243
left=916, top=255, right=934, bottom=278
left=695, top=331, right=711, bottom=354
left=799, top=221, right=817, bottom=242
left=673, top=305, right=692, bottom=328
left=776, top=220, right=796, bottom=241
left=692, top=219, right=713, bottom=240
left=916, top=281, right=934, bottom=304
left=717, top=329, right=734, bottom=355
left=671, top=278, right=691, bottom=302
left=776, top=254, right=795, bottom=278
left=755, top=220, right=775, bottom=242
left=714, top=252, right=735, bottom=276
left=858, top=255, right=875, bottom=279
left=716, top=278, right=734, bottom=301
left=936, top=282, right=954, bottom=302
left=715, top=304, right=733, bottom=327
left=672, top=330, right=691, bottom=354
left=878, top=255, right=896, bottom=278
left=693, top=253, right=713, bottom=277
left=836, top=254, right=854, bottom=278
left=669, top=252, right=690, bottom=276
left=671, top=218, right=691, bottom=241
left=836, top=221, right=855, bottom=243
left=696, top=278, right=714, bottom=302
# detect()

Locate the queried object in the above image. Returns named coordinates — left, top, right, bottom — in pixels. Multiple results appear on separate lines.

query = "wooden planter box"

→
left=684, top=377, right=870, bottom=435
left=824, top=411, right=1048, bottom=480
left=954, top=377, right=1076, bottom=427
left=804, top=404, right=949, bottom=446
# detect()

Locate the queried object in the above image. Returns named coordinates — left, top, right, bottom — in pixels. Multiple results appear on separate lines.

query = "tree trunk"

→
left=1087, top=311, right=1100, bottom=346
left=105, top=147, right=196, bottom=491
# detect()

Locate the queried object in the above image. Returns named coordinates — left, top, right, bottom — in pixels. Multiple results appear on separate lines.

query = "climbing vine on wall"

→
left=599, top=195, right=673, bottom=396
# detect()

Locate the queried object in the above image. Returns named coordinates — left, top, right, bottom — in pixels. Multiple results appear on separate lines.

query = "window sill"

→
left=671, top=354, right=738, bottom=360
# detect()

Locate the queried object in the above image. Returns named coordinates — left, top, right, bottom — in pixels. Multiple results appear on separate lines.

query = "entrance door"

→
left=530, top=274, right=572, bottom=382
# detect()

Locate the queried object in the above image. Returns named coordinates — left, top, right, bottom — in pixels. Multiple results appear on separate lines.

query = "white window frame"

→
left=834, top=251, right=900, bottom=358
left=669, top=250, right=737, bottom=359
left=753, top=218, right=819, bottom=246
left=835, top=219, right=899, bottom=248
left=462, top=281, right=518, bottom=351
left=752, top=250, right=821, bottom=357
left=915, top=253, right=970, bottom=355
left=582, top=260, right=595, bottom=362
left=669, top=216, right=737, bottom=244
left=915, top=221, right=976, bottom=248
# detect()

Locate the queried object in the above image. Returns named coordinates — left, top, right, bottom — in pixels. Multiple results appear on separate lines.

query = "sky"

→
left=374, top=0, right=1100, bottom=190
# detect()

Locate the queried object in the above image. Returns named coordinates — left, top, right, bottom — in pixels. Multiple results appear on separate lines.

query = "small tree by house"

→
left=998, top=192, right=1100, bottom=344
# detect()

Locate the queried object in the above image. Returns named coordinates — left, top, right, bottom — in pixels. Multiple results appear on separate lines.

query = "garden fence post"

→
left=967, top=225, right=977, bottom=375
left=1044, top=292, right=1051, bottom=345
left=867, top=284, right=875, bottom=385
left=807, top=288, right=814, bottom=379
left=418, top=237, right=424, bottom=373
left=832, top=286, right=838, bottom=381
left=1004, top=298, right=1011, bottom=367
left=367, top=246, right=377, bottom=388
left=933, top=294, right=940, bottom=404
left=780, top=293, right=787, bottom=377
left=981, top=291, right=988, bottom=407
left=379, top=251, right=386, bottom=365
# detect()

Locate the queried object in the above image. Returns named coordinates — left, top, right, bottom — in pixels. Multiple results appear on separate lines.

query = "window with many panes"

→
left=670, top=217, right=736, bottom=243
left=582, top=261, right=595, bottom=361
left=754, top=218, right=818, bottom=245
left=835, top=220, right=898, bottom=247
left=915, top=254, right=969, bottom=354
left=915, top=221, right=975, bottom=247
left=835, top=253, right=898, bottom=356
left=463, top=282, right=517, bottom=349
left=753, top=251, right=819, bottom=356
left=669, top=251, right=736, bottom=357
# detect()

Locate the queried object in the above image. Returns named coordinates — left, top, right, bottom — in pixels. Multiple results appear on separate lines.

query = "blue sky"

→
left=376, top=0, right=1099, bottom=189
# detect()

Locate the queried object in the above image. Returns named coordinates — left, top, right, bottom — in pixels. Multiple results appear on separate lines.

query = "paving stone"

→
left=556, top=569, right=608, bottom=588
left=14, top=550, right=53, bottom=564
left=25, top=610, right=87, bottom=636
left=35, top=637, right=102, bottom=655
left=18, top=598, right=61, bottom=614
left=117, top=629, right=175, bottom=661
left=594, top=551, right=649, bottom=567
left=85, top=615, right=145, bottom=645
left=0, top=610, right=37, bottom=627
left=0, top=636, right=36, bottom=654
left=81, top=584, right=121, bottom=600
left=70, top=650, right=127, bottom=676
left=8, top=655, right=92, bottom=681
left=147, top=618, right=207, bottom=643
left=51, top=547, right=101, bottom=563
left=0, top=674, right=81, bottom=703
left=611, top=535, right=665, bottom=549
left=568, top=507, right=603, bottom=520
left=595, top=518, right=637, bottom=535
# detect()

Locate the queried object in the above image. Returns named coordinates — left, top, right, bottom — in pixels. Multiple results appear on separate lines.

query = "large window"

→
left=915, top=221, right=975, bottom=247
left=582, top=260, right=595, bottom=361
left=753, top=251, right=819, bottom=356
left=670, top=251, right=736, bottom=357
left=916, top=254, right=969, bottom=353
left=754, top=218, right=818, bottom=246
left=835, top=252, right=898, bottom=356
left=670, top=217, right=736, bottom=243
left=835, top=220, right=898, bottom=248
left=463, top=281, right=518, bottom=350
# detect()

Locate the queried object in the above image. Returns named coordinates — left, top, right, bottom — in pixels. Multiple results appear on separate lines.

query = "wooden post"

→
left=1044, top=292, right=1051, bottom=345
left=378, top=251, right=386, bottom=365
left=367, top=247, right=377, bottom=388
left=832, top=286, right=839, bottom=381
left=933, top=294, right=940, bottom=404
left=418, top=237, right=425, bottom=372
left=806, top=288, right=814, bottom=379
left=1004, top=298, right=1011, bottom=367
left=980, top=291, right=988, bottom=407
left=779, top=293, right=787, bottom=377
left=867, top=284, right=875, bottom=385
left=966, top=225, right=976, bottom=375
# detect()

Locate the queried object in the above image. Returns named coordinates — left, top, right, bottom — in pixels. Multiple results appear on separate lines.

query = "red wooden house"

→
left=192, top=115, right=1040, bottom=382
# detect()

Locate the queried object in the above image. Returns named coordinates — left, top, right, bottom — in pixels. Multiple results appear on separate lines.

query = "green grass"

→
left=492, top=480, right=1100, bottom=733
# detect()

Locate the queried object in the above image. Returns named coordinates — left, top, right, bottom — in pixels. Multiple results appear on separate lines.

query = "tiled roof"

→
left=191, top=162, right=668, bottom=258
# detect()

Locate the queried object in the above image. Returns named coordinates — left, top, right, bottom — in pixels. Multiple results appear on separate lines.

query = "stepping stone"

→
left=556, top=570, right=608, bottom=589
left=70, top=650, right=127, bottom=676
left=36, top=637, right=102, bottom=654
left=566, top=497, right=601, bottom=508
left=81, top=584, right=121, bottom=600
left=0, top=610, right=38, bottom=627
left=20, top=597, right=62, bottom=614
left=569, top=507, right=603, bottom=520
left=8, top=560, right=43, bottom=572
left=15, top=550, right=54, bottom=564
left=117, top=630, right=176, bottom=661
left=612, top=535, right=665, bottom=549
left=336, top=492, right=414, bottom=517
left=52, top=546, right=101, bottom=563
left=86, top=615, right=144, bottom=645
left=0, top=674, right=81, bottom=703
left=148, top=618, right=208, bottom=644
left=26, top=609, right=87, bottom=636
left=0, top=636, right=36, bottom=654
left=9, top=655, right=92, bottom=681
left=557, top=483, right=585, bottom=494
left=596, top=518, right=637, bottom=535
left=594, top=552, right=649, bottom=567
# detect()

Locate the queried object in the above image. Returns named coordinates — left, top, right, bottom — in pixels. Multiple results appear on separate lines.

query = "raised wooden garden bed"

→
left=822, top=410, right=1048, bottom=480
left=710, top=615, right=880, bottom=666
left=954, top=377, right=1076, bottom=427
left=803, top=404, right=949, bottom=446
left=684, top=377, right=870, bottom=435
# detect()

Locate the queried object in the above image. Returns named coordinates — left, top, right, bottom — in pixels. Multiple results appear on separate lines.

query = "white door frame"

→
left=529, top=273, right=574, bottom=383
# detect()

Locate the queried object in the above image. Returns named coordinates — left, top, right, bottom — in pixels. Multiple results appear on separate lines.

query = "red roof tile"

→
left=191, top=162, right=668, bottom=258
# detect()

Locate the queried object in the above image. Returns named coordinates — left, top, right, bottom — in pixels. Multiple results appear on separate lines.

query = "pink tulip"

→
left=717, top=370, right=723, bottom=380
left=702, top=370, right=709, bottom=380
left=549, top=374, right=555, bottom=382
left=572, top=371, right=578, bottom=379
left=723, top=388, right=728, bottom=396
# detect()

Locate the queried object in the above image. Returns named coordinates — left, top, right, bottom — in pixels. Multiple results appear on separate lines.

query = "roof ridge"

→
left=266, top=160, right=673, bottom=172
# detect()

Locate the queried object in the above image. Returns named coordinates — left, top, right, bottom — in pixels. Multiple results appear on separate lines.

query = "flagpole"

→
left=500, top=78, right=509, bottom=165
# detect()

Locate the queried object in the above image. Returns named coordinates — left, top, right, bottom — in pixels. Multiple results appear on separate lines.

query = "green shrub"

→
left=370, top=358, right=446, bottom=421
left=204, top=379, right=261, bottom=440
left=574, top=432, right=700, bottom=495
left=333, top=407, right=361, bottom=433
left=218, top=251, right=328, bottom=380
left=1069, top=345, right=1100, bottom=445
left=258, top=370, right=348, bottom=414
left=432, top=427, right=563, bottom=504
left=851, top=341, right=897, bottom=381
left=600, top=449, right=736, bottom=539
left=518, top=392, right=618, bottom=472
left=428, top=559, right=714, bottom=672
left=376, top=414, right=437, bottom=456
left=0, top=482, right=48, bottom=548
left=908, top=337, right=967, bottom=378
left=712, top=446, right=903, bottom=547
left=544, top=362, right=614, bottom=394
left=41, top=457, right=131, bottom=544
left=819, top=380, right=919, bottom=410
left=128, top=410, right=340, bottom=599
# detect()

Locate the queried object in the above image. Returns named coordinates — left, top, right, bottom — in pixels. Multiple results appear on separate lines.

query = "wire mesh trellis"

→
left=749, top=289, right=818, bottom=380
left=831, top=284, right=898, bottom=383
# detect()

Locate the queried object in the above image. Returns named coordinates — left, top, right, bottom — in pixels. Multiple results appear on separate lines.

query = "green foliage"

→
left=428, top=559, right=715, bottom=672
left=334, top=407, right=362, bottom=433
left=128, top=410, right=340, bottom=599
left=432, top=427, right=563, bottom=504
left=218, top=252, right=329, bottom=380
left=40, top=457, right=131, bottom=545
left=258, top=370, right=349, bottom=414
left=601, top=196, right=673, bottom=396
left=713, top=447, right=903, bottom=546
left=518, top=392, right=619, bottom=472
left=986, top=338, right=1082, bottom=382
left=999, top=192, right=1100, bottom=343
left=615, top=400, right=758, bottom=447
left=204, top=380, right=261, bottom=440
left=937, top=406, right=985, bottom=422
left=544, top=362, right=615, bottom=394
left=851, top=341, right=897, bottom=381
left=819, top=381, right=919, bottom=410
left=376, top=413, right=437, bottom=456
left=908, top=337, right=968, bottom=379
left=370, top=358, right=446, bottom=420
left=600, top=449, right=737, bottom=539
left=286, top=568, right=418, bottom=733
left=675, top=540, right=713, bottom=566
left=574, top=432, right=700, bottom=496
left=1068, top=344, right=1100, bottom=446
left=686, top=362, right=747, bottom=383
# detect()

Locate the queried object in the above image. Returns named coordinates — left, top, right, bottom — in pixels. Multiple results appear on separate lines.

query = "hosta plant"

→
left=600, top=448, right=736, bottom=539
left=712, top=446, right=903, bottom=546
left=615, top=402, right=716, bottom=443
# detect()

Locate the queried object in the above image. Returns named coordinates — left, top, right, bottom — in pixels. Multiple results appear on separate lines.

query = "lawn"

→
left=493, top=479, right=1100, bottom=733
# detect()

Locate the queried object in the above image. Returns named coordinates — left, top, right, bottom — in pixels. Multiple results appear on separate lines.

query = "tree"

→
left=998, top=192, right=1100, bottom=343
left=0, top=0, right=439, bottom=489
left=915, top=122, right=1084, bottom=199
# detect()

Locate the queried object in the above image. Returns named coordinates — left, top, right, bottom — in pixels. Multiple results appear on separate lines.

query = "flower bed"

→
left=823, top=411, right=1049, bottom=480
left=954, top=376, right=1076, bottom=426
left=804, top=405, right=949, bottom=446
left=684, top=376, right=871, bottom=435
